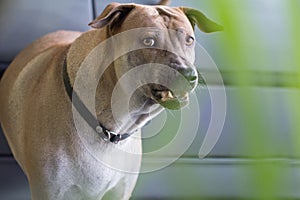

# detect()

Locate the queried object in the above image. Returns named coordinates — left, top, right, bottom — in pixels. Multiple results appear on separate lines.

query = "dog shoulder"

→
left=17, top=30, right=82, bottom=63
left=0, top=31, right=82, bottom=122
left=1, top=30, right=81, bottom=87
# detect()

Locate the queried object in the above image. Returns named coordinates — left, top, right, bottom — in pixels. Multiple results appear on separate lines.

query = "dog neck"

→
left=63, top=58, right=162, bottom=143
left=63, top=58, right=133, bottom=143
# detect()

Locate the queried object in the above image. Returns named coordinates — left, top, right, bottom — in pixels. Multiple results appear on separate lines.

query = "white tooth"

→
left=160, top=91, right=169, bottom=102
left=167, top=91, right=174, bottom=98
left=160, top=91, right=175, bottom=102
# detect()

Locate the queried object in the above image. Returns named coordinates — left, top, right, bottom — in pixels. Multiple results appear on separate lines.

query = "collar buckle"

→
left=96, top=126, right=121, bottom=144
left=96, top=126, right=112, bottom=142
left=105, top=130, right=122, bottom=144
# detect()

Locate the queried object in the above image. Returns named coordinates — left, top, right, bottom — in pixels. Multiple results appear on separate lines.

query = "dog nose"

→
left=169, top=57, right=198, bottom=89
left=170, top=58, right=197, bottom=85
left=177, top=67, right=198, bottom=85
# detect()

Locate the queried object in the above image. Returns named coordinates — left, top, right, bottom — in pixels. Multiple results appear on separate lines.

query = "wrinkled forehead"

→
left=120, top=5, right=194, bottom=35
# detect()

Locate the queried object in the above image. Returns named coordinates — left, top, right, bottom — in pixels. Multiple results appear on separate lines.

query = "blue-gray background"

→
left=0, top=0, right=299, bottom=199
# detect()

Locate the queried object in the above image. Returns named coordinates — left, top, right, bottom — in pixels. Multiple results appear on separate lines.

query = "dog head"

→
left=89, top=3, right=222, bottom=110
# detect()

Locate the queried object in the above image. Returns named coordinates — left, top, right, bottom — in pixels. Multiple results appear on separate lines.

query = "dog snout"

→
left=177, top=67, right=197, bottom=84
left=169, top=58, right=198, bottom=88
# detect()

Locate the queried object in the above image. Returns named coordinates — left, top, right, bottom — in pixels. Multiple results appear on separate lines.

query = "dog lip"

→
left=156, top=91, right=189, bottom=110
left=150, top=87, right=188, bottom=103
left=150, top=87, right=172, bottom=102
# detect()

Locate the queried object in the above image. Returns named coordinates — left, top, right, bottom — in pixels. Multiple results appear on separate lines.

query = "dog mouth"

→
left=150, top=85, right=189, bottom=110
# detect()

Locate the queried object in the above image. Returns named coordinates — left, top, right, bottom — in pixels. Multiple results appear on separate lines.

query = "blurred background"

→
left=0, top=0, right=299, bottom=199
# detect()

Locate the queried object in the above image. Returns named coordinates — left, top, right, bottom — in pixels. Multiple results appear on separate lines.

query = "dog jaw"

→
left=151, top=88, right=189, bottom=110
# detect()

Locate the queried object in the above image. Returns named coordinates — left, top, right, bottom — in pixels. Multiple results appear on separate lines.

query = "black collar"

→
left=62, top=59, right=131, bottom=144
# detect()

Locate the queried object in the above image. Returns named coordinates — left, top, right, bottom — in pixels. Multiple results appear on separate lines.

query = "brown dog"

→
left=0, top=1, right=221, bottom=199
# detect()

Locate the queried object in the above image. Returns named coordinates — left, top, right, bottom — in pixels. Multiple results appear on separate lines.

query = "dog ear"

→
left=158, top=0, right=170, bottom=6
left=180, top=7, right=223, bottom=33
left=89, top=3, right=136, bottom=29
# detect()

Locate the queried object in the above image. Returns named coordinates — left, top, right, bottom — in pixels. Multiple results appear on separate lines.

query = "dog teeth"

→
left=161, top=91, right=174, bottom=102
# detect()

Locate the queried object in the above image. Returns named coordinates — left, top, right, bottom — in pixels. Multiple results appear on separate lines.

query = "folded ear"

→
left=158, top=0, right=170, bottom=5
left=180, top=7, right=223, bottom=33
left=88, top=3, right=136, bottom=29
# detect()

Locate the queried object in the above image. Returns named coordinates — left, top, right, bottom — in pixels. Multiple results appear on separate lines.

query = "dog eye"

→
left=143, top=38, right=155, bottom=47
left=185, top=36, right=195, bottom=46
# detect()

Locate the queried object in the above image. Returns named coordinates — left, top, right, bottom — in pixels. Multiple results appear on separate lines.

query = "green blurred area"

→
left=137, top=0, right=300, bottom=199
left=204, top=0, right=300, bottom=199
left=207, top=0, right=300, bottom=146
